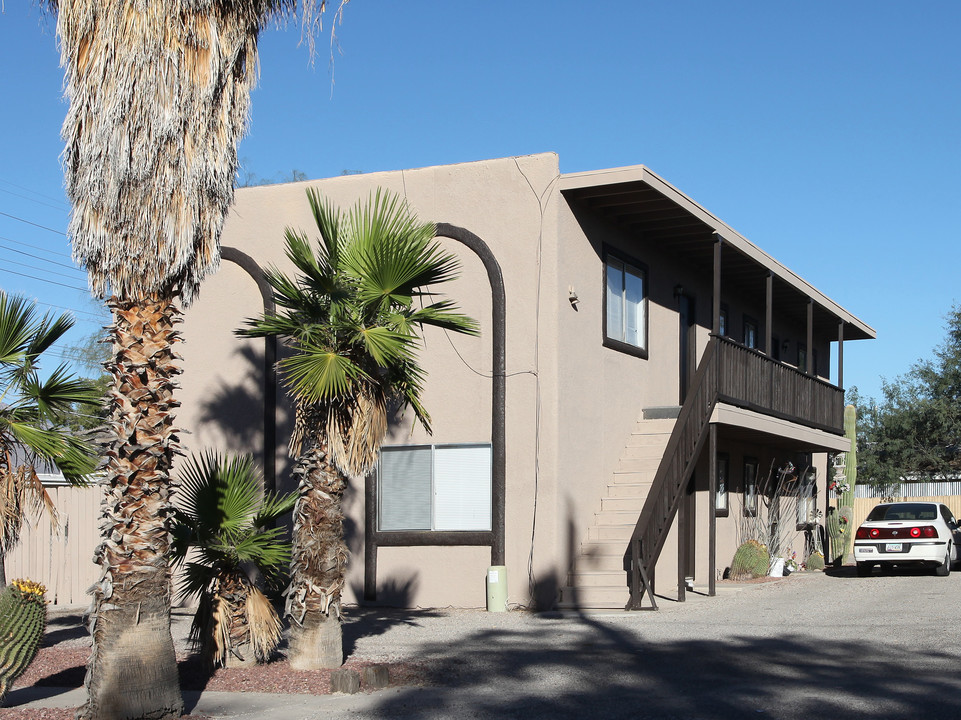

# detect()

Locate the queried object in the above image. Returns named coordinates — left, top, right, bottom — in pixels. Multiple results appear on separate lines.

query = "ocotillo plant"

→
left=0, top=579, right=47, bottom=702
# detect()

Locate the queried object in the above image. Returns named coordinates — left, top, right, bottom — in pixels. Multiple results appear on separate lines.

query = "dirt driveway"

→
left=332, top=568, right=961, bottom=719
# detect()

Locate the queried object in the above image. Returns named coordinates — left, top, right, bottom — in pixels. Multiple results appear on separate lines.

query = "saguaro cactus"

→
left=827, top=406, right=858, bottom=565
left=0, top=579, right=47, bottom=701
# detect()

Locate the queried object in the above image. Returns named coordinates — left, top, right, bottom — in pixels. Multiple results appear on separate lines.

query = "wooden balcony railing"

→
left=625, top=335, right=844, bottom=609
left=716, top=337, right=844, bottom=434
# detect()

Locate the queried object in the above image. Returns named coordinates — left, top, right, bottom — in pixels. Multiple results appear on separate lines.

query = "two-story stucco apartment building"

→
left=176, top=152, right=875, bottom=611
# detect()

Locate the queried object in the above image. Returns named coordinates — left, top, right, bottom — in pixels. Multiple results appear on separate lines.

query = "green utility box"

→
left=486, top=565, right=507, bottom=612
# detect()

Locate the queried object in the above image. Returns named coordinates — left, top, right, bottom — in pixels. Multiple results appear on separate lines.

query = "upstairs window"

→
left=604, top=250, right=648, bottom=356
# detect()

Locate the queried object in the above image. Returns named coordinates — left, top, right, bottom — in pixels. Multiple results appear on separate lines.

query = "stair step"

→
left=574, top=552, right=627, bottom=572
left=636, top=417, right=678, bottom=431
left=558, top=414, right=674, bottom=610
left=615, top=457, right=662, bottom=473
left=589, top=524, right=634, bottom=541
left=600, top=497, right=645, bottom=513
left=625, top=432, right=673, bottom=447
left=568, top=571, right=628, bottom=588
left=594, top=510, right=640, bottom=527
left=606, top=482, right=652, bottom=498
left=557, top=585, right=628, bottom=610
left=621, top=447, right=668, bottom=464
left=611, top=469, right=656, bottom=485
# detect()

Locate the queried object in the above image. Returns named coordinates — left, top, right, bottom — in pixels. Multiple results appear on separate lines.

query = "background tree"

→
left=240, top=188, right=477, bottom=668
left=45, top=2, right=338, bottom=717
left=0, top=292, right=99, bottom=585
left=60, top=329, right=111, bottom=434
left=851, top=305, right=961, bottom=489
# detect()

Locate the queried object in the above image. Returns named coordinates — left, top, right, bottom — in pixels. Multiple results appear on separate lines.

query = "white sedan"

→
left=853, top=501, right=961, bottom=577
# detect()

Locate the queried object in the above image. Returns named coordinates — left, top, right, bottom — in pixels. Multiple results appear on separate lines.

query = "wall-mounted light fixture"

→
left=568, top=286, right=579, bottom=310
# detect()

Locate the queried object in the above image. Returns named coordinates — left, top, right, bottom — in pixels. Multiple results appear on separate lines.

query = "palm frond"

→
left=240, top=187, right=477, bottom=461
left=172, top=450, right=295, bottom=582
left=245, top=585, right=283, bottom=661
left=280, top=347, right=370, bottom=402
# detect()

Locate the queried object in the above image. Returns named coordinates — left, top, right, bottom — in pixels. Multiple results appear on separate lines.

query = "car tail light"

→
left=856, top=525, right=938, bottom=539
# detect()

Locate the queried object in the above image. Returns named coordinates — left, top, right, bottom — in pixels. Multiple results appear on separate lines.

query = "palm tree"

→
left=0, top=291, right=99, bottom=585
left=45, top=2, right=331, bottom=717
left=171, top=451, right=296, bottom=668
left=240, top=188, right=478, bottom=668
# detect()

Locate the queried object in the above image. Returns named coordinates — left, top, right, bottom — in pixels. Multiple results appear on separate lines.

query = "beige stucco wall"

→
left=179, top=153, right=847, bottom=609
left=181, top=154, right=565, bottom=609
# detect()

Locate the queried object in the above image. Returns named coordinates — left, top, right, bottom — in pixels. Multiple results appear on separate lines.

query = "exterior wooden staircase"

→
left=556, top=417, right=675, bottom=609
left=557, top=335, right=845, bottom=612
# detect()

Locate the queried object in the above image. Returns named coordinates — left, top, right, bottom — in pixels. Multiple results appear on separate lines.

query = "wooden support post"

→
left=709, top=424, right=717, bottom=597
left=765, top=272, right=773, bottom=357
left=838, top=321, right=845, bottom=390
left=712, top=234, right=722, bottom=335
left=677, top=486, right=687, bottom=602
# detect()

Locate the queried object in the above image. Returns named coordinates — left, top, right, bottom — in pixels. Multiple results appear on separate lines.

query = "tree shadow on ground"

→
left=359, top=611, right=961, bottom=719
left=41, top=612, right=87, bottom=647
left=343, top=573, right=450, bottom=660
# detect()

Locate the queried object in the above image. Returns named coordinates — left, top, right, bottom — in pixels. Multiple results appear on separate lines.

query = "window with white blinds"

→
left=378, top=444, right=492, bottom=532
left=604, top=250, right=648, bottom=355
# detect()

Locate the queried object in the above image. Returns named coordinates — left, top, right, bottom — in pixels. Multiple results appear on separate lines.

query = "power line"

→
left=0, top=239, right=80, bottom=271
left=0, top=234, right=74, bottom=260
left=31, top=300, right=105, bottom=321
left=2, top=256, right=86, bottom=283
left=0, top=267, right=88, bottom=292
left=0, top=186, right=69, bottom=213
left=0, top=210, right=67, bottom=237
left=0, top=178, right=69, bottom=210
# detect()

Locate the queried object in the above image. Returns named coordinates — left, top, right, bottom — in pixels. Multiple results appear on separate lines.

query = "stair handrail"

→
left=625, top=336, right=720, bottom=610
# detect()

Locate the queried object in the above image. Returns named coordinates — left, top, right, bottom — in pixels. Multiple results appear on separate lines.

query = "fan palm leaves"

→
left=0, top=291, right=100, bottom=583
left=171, top=451, right=295, bottom=667
left=240, top=188, right=477, bottom=668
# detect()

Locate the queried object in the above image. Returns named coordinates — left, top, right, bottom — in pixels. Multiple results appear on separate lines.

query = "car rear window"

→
left=867, top=503, right=938, bottom=521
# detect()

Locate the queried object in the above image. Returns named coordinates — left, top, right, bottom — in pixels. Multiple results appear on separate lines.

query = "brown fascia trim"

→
left=221, top=246, right=277, bottom=496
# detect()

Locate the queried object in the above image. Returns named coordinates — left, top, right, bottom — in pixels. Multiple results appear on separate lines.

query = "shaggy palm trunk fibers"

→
left=286, top=443, right=348, bottom=670
left=78, top=296, right=183, bottom=720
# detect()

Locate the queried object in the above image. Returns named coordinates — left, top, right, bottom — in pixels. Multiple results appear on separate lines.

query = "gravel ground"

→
left=6, top=569, right=961, bottom=719
left=1, top=604, right=431, bottom=719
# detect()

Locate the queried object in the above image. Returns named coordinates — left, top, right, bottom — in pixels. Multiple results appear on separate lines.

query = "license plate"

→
left=885, top=543, right=903, bottom=552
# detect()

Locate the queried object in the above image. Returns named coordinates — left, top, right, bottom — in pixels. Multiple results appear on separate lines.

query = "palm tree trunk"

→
left=77, top=295, right=183, bottom=720
left=285, top=442, right=348, bottom=670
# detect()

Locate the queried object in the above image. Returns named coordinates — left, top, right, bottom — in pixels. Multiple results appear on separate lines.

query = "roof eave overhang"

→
left=559, top=165, right=876, bottom=343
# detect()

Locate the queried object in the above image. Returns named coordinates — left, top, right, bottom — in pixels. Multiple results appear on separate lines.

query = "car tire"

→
left=935, top=548, right=951, bottom=577
left=856, top=562, right=872, bottom=577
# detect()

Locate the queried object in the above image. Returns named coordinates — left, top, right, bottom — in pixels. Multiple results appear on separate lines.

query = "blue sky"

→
left=1, top=2, right=959, bottom=400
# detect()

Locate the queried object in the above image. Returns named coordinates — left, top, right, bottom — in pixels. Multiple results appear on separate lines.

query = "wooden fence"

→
left=852, top=496, right=961, bottom=530
left=5, top=484, right=100, bottom=607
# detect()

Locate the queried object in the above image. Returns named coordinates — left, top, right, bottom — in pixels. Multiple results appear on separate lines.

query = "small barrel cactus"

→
left=0, top=579, right=48, bottom=702
left=806, top=551, right=825, bottom=571
left=730, top=539, right=770, bottom=579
